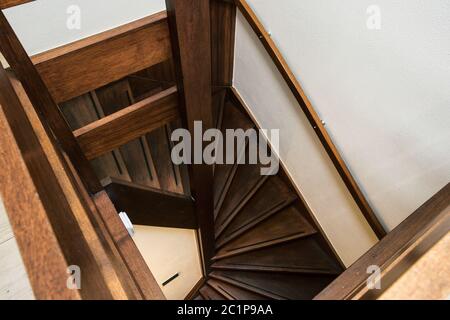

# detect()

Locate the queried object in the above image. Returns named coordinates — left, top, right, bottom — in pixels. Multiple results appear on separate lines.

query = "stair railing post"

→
left=165, top=0, right=216, bottom=273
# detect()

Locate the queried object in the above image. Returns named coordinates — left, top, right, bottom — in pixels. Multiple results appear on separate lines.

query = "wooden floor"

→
left=0, top=199, right=34, bottom=300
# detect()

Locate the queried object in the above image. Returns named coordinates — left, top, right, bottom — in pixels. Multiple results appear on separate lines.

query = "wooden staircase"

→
left=192, top=91, right=343, bottom=300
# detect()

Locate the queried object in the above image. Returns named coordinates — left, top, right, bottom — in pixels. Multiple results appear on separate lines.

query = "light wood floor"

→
left=0, top=198, right=34, bottom=300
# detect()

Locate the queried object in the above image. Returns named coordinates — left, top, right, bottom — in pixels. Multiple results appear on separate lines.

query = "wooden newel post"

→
left=165, top=0, right=216, bottom=272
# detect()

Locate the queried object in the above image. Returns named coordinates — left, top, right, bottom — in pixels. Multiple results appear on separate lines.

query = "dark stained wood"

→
left=199, top=284, right=226, bottom=300
left=235, top=1, right=386, bottom=239
left=4, top=67, right=165, bottom=300
left=213, top=237, right=342, bottom=275
left=184, top=277, right=206, bottom=300
left=0, top=66, right=121, bottom=299
left=0, top=0, right=34, bottom=9
left=74, top=86, right=179, bottom=160
left=211, top=270, right=336, bottom=300
left=207, top=278, right=268, bottom=300
left=0, top=83, right=80, bottom=300
left=93, top=80, right=156, bottom=187
left=104, top=177, right=197, bottom=229
left=315, top=183, right=450, bottom=300
left=214, top=149, right=270, bottom=236
left=214, top=101, right=254, bottom=214
left=165, top=0, right=216, bottom=272
left=91, top=191, right=166, bottom=300
left=215, top=206, right=316, bottom=260
left=60, top=93, right=131, bottom=182
left=216, top=175, right=297, bottom=248
left=210, top=0, right=236, bottom=88
left=31, top=12, right=171, bottom=103
left=0, top=11, right=102, bottom=194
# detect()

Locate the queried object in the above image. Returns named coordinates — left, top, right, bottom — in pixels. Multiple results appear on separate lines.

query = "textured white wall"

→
left=242, top=0, right=450, bottom=232
left=4, top=0, right=166, bottom=55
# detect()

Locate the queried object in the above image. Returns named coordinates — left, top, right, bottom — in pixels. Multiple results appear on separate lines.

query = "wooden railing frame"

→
left=234, top=0, right=386, bottom=239
left=74, top=86, right=180, bottom=160
left=0, top=65, right=165, bottom=299
left=0, top=10, right=102, bottom=194
left=315, top=183, right=450, bottom=300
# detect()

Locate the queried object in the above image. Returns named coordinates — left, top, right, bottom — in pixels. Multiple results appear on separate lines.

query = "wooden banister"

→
left=0, top=0, right=34, bottom=10
left=315, top=183, right=450, bottom=300
left=235, top=0, right=386, bottom=239
left=0, top=11, right=102, bottom=194
left=0, top=65, right=165, bottom=300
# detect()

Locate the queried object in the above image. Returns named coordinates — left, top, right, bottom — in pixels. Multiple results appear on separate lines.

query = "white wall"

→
left=4, top=0, right=166, bottom=55
left=234, top=0, right=450, bottom=264
left=234, top=12, right=378, bottom=267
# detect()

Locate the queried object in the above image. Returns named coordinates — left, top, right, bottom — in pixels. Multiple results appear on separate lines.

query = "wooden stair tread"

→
left=213, top=101, right=254, bottom=215
left=212, top=237, right=342, bottom=275
left=216, top=175, right=297, bottom=246
left=207, top=279, right=268, bottom=300
left=214, top=157, right=269, bottom=236
left=193, top=295, right=204, bottom=300
left=199, top=284, right=227, bottom=300
left=214, top=205, right=316, bottom=260
left=211, top=270, right=337, bottom=300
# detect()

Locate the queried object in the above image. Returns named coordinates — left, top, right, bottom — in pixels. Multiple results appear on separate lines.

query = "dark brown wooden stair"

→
left=213, top=100, right=254, bottom=217
left=212, top=237, right=342, bottom=275
left=216, top=175, right=297, bottom=248
left=207, top=278, right=268, bottom=300
left=192, top=89, right=343, bottom=300
left=214, top=205, right=316, bottom=260
left=199, top=284, right=227, bottom=300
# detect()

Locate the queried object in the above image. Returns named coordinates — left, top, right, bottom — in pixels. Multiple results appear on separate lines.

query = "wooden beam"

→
left=104, top=177, right=197, bottom=229
left=0, top=0, right=34, bottom=9
left=74, top=86, right=179, bottom=160
left=315, top=183, right=450, bottom=300
left=31, top=11, right=171, bottom=103
left=0, top=11, right=102, bottom=194
left=165, top=0, right=216, bottom=272
left=236, top=0, right=386, bottom=239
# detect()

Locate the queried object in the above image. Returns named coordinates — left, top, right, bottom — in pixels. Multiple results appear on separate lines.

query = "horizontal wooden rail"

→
left=31, top=11, right=171, bottom=103
left=0, top=0, right=34, bottom=9
left=235, top=0, right=386, bottom=239
left=74, top=86, right=179, bottom=160
left=104, top=177, right=197, bottom=229
left=315, top=183, right=450, bottom=300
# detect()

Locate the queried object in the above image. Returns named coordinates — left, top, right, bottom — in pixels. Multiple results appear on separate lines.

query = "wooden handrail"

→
left=165, top=0, right=216, bottom=273
left=235, top=0, right=386, bottom=239
left=0, top=65, right=165, bottom=299
left=0, top=10, right=102, bottom=194
left=0, top=0, right=34, bottom=9
left=315, top=183, right=450, bottom=300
